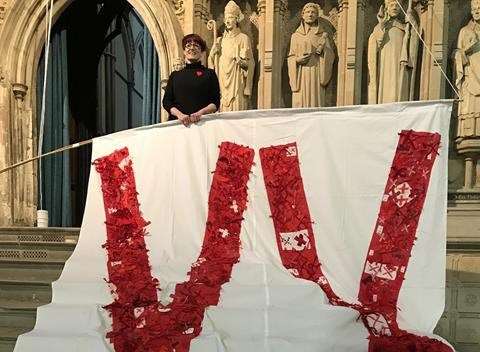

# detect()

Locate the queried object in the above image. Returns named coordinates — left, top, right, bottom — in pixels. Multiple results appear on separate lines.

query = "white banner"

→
left=16, top=101, right=454, bottom=352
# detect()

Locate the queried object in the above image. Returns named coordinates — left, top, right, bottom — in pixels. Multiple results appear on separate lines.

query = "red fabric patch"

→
left=196, top=70, right=203, bottom=77
left=369, top=334, right=453, bottom=352
left=260, top=131, right=451, bottom=351
left=94, top=147, right=156, bottom=351
left=95, top=142, right=254, bottom=352
left=259, top=142, right=353, bottom=308
left=358, top=130, right=442, bottom=340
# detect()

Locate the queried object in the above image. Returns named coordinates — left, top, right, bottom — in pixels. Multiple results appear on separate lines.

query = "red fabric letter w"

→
left=94, top=142, right=254, bottom=352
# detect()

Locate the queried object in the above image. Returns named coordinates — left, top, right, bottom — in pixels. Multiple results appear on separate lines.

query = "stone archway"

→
left=0, top=0, right=184, bottom=226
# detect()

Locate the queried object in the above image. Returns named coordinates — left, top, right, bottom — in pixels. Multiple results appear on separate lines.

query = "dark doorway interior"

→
left=37, top=0, right=161, bottom=227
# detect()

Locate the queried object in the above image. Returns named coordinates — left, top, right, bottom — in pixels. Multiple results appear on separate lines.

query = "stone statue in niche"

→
left=173, top=57, right=185, bottom=71
left=454, top=0, right=480, bottom=139
left=287, top=2, right=335, bottom=108
left=368, top=0, right=419, bottom=104
left=208, top=0, right=254, bottom=112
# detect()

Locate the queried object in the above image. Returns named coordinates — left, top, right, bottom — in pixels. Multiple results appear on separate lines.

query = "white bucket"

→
left=37, top=210, right=49, bottom=228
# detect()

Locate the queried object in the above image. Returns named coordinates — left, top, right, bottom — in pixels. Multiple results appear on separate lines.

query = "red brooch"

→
left=196, top=70, right=203, bottom=77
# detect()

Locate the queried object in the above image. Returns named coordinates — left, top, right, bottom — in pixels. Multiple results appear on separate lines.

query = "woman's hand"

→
left=178, top=113, right=192, bottom=127
left=190, top=111, right=202, bottom=123
left=189, top=104, right=217, bottom=124
left=170, top=107, right=192, bottom=127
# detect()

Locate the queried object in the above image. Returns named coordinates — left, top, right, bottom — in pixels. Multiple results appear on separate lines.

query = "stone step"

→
left=0, top=307, right=36, bottom=328
left=0, top=281, right=51, bottom=309
left=0, top=228, right=78, bottom=265
left=0, top=309, right=35, bottom=352
left=0, top=326, right=30, bottom=352
left=0, top=228, right=80, bottom=352
left=0, top=245, right=75, bottom=264
left=0, top=263, right=64, bottom=284
left=0, top=227, right=80, bottom=236
left=0, top=227, right=79, bottom=245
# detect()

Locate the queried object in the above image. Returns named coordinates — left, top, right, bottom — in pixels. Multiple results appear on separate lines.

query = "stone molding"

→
left=11, top=83, right=28, bottom=102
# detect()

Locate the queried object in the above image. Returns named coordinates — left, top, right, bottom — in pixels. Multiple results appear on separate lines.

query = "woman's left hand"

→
left=190, top=111, right=203, bottom=123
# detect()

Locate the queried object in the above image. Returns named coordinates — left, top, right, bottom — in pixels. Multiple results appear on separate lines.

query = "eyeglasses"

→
left=185, top=42, right=201, bottom=50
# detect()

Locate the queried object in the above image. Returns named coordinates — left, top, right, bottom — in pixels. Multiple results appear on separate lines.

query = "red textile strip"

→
left=260, top=135, right=452, bottom=351
left=259, top=142, right=350, bottom=307
left=358, top=131, right=450, bottom=351
left=358, top=131, right=440, bottom=336
left=95, top=142, right=254, bottom=352
left=94, top=147, right=157, bottom=351
left=369, top=334, right=453, bottom=352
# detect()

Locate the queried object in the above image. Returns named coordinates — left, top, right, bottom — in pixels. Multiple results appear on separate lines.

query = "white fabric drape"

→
left=16, top=101, right=453, bottom=352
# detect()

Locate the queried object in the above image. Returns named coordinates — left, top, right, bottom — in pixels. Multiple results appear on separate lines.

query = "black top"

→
left=162, top=62, right=221, bottom=121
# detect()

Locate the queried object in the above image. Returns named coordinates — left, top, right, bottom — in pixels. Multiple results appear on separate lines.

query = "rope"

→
left=0, top=1, right=465, bottom=177
left=38, top=0, right=54, bottom=210
left=394, top=0, right=462, bottom=100
left=0, top=139, right=92, bottom=176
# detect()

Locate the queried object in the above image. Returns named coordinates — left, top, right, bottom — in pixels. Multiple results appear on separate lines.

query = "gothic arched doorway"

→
left=37, top=0, right=161, bottom=226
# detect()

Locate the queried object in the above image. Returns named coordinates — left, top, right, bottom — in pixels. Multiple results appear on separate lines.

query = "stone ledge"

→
left=0, top=227, right=80, bottom=232
left=447, top=207, right=480, bottom=245
left=0, top=228, right=79, bottom=250
left=449, top=190, right=480, bottom=202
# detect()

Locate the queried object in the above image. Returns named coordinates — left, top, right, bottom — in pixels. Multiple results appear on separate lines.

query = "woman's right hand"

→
left=178, top=113, right=191, bottom=127
left=170, top=107, right=191, bottom=127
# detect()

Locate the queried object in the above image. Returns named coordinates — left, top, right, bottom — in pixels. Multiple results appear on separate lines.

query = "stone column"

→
left=419, top=0, right=450, bottom=100
left=257, top=0, right=287, bottom=109
left=182, top=0, right=211, bottom=46
left=10, top=83, right=35, bottom=226
left=256, top=0, right=266, bottom=108
left=457, top=141, right=480, bottom=191
left=0, top=71, right=12, bottom=226
left=175, top=0, right=212, bottom=76
left=465, top=156, right=474, bottom=190
left=336, top=0, right=366, bottom=106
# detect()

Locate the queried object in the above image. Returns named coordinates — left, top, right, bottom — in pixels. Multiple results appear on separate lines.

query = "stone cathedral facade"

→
left=0, top=0, right=479, bottom=350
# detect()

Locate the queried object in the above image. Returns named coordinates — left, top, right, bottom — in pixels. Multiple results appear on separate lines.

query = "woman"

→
left=163, top=34, right=220, bottom=126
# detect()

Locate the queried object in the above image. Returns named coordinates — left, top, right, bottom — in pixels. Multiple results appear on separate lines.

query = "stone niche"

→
left=361, top=0, right=424, bottom=104
left=281, top=0, right=338, bottom=108
left=360, top=0, right=383, bottom=105
left=209, top=0, right=260, bottom=109
left=447, top=0, right=478, bottom=193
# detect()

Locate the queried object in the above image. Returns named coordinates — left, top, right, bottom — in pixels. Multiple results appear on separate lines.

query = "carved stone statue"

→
left=454, top=0, right=480, bottom=189
left=173, top=57, right=185, bottom=71
left=287, top=3, right=335, bottom=108
left=368, top=0, right=419, bottom=104
left=455, top=0, right=480, bottom=139
left=208, top=1, right=254, bottom=112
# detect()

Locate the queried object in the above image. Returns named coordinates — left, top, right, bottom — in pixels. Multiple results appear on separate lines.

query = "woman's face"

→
left=184, top=41, right=202, bottom=62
